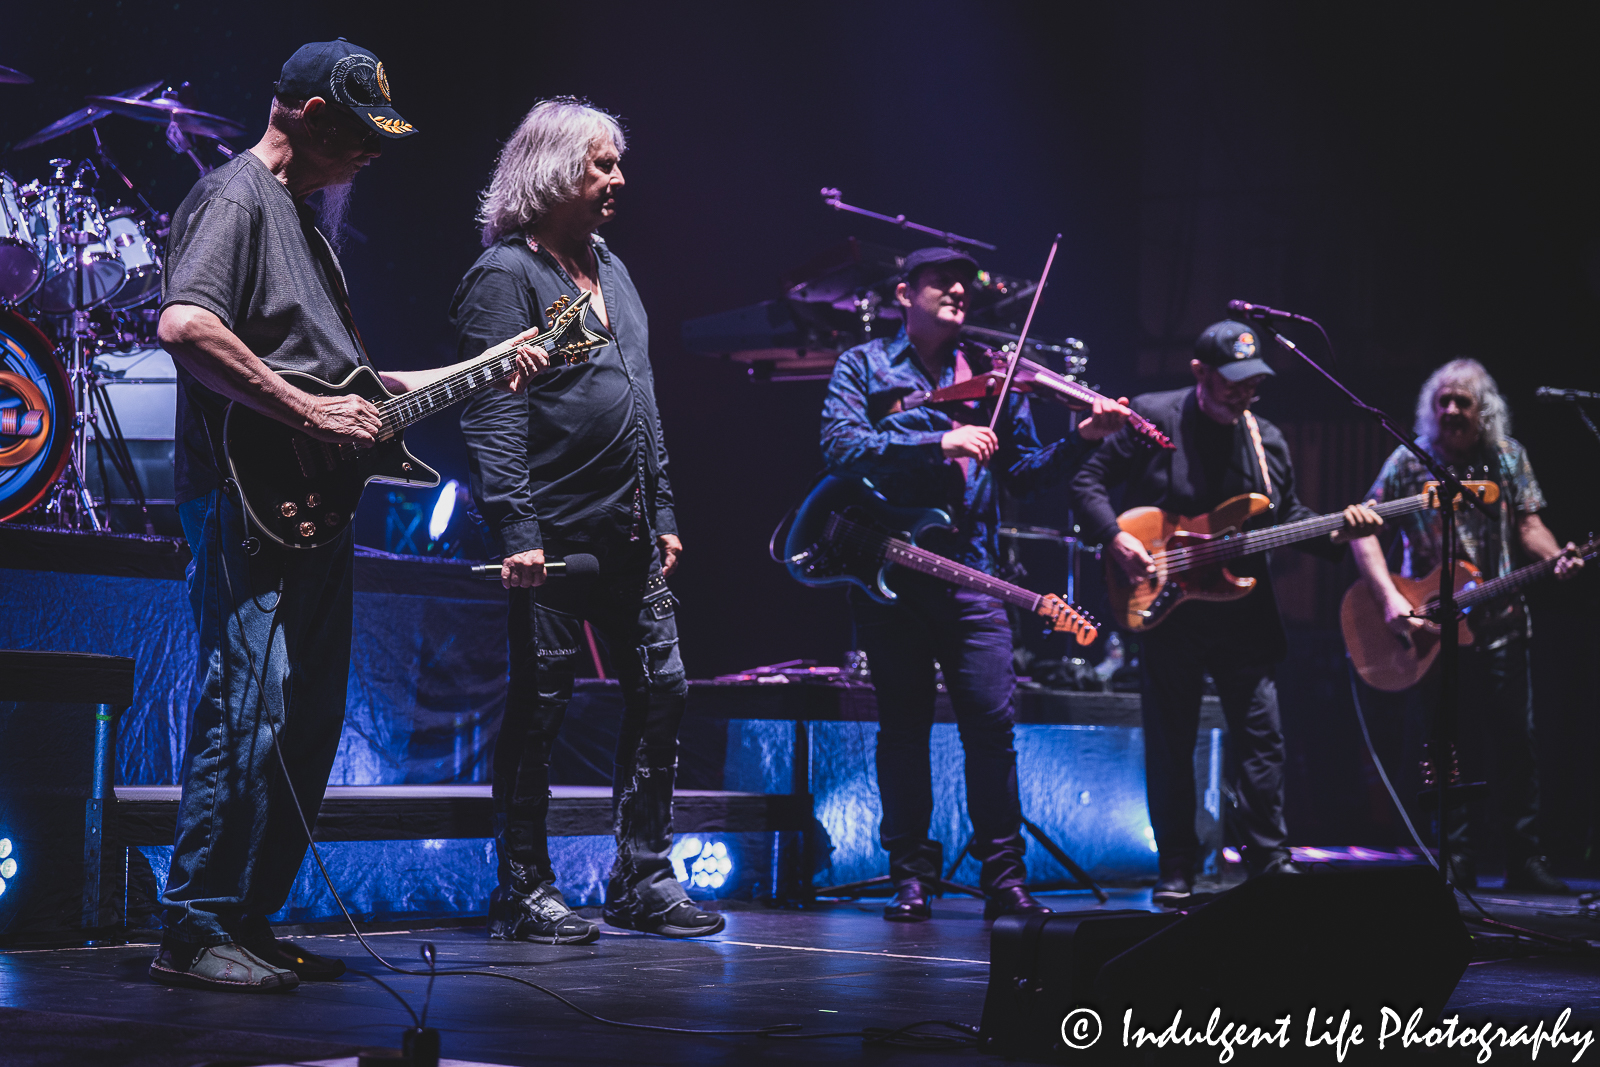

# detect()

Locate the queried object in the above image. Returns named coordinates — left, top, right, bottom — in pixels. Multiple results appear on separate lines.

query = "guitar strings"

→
left=1149, top=492, right=1435, bottom=571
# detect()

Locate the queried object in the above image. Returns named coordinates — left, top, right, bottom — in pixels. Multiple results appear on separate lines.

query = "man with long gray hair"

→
left=456, top=98, right=721, bottom=941
left=1351, top=358, right=1585, bottom=893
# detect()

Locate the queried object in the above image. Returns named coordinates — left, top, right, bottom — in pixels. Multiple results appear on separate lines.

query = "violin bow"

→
left=987, top=233, right=1062, bottom=432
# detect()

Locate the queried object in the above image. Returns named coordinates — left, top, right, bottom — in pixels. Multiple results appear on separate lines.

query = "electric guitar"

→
left=1342, top=534, right=1598, bottom=692
left=782, top=474, right=1098, bottom=645
left=224, top=292, right=607, bottom=549
left=1105, top=481, right=1499, bottom=633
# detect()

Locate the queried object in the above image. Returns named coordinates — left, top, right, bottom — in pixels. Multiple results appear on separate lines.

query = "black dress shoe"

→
left=883, top=881, right=932, bottom=922
left=1505, top=856, right=1572, bottom=895
left=983, top=885, right=1052, bottom=922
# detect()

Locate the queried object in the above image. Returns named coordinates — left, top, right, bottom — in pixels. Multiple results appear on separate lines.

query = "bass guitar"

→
left=224, top=292, right=606, bottom=549
left=1342, top=534, right=1598, bottom=692
left=1106, top=481, right=1498, bottom=633
left=782, top=474, right=1098, bottom=645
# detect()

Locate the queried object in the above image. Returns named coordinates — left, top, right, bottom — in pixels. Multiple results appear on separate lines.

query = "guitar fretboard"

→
left=1435, top=538, right=1599, bottom=613
left=827, top=513, right=1040, bottom=611
left=1158, top=490, right=1440, bottom=571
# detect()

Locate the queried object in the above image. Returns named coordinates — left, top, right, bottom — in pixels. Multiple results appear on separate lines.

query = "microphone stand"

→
left=1242, top=312, right=1494, bottom=886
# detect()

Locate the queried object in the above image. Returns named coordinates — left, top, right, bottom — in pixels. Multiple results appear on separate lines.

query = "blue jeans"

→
left=497, top=539, right=690, bottom=922
left=160, top=489, right=354, bottom=945
left=852, top=575, right=1027, bottom=891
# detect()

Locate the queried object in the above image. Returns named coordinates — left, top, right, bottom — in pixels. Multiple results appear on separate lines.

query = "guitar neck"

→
left=878, top=534, right=1041, bottom=611
left=378, top=335, right=540, bottom=435
left=1165, top=491, right=1434, bottom=564
left=1450, top=538, right=1599, bottom=612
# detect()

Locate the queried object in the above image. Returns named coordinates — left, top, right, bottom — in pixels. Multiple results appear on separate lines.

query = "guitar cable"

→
left=1346, top=659, right=1588, bottom=952
left=206, top=497, right=966, bottom=1046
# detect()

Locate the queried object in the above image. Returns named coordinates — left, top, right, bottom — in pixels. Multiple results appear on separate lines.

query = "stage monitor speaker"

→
left=980, top=909, right=1183, bottom=1060
left=0, top=651, right=134, bottom=945
left=1096, top=865, right=1470, bottom=1030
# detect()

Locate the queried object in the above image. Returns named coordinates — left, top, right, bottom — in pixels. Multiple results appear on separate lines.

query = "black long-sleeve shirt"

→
left=454, top=235, right=675, bottom=556
left=1071, top=386, right=1338, bottom=655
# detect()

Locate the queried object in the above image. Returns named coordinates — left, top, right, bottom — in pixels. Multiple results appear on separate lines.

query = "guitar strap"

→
left=1243, top=411, right=1275, bottom=504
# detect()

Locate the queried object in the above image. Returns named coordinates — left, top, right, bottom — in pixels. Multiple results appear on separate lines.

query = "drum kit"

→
left=0, top=66, right=245, bottom=531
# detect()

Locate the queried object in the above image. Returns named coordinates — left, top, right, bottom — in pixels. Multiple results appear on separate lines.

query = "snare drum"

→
left=30, top=185, right=126, bottom=314
left=0, top=174, right=44, bottom=304
left=105, top=208, right=162, bottom=309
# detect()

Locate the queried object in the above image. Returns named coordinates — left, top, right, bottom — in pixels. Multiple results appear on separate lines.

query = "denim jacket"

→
left=820, top=328, right=1093, bottom=573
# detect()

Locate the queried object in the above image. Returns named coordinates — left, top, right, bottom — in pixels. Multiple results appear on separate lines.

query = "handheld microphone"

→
left=471, top=553, right=600, bottom=580
left=1535, top=386, right=1600, bottom=403
left=1226, top=300, right=1308, bottom=323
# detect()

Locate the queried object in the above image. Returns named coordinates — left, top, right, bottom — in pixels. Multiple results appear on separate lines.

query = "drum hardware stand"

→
left=1240, top=307, right=1495, bottom=883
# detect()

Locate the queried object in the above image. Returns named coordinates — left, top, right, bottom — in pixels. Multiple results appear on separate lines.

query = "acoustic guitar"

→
left=1343, top=534, right=1598, bottom=692
left=224, top=293, right=606, bottom=549
left=1106, top=481, right=1497, bottom=633
left=782, top=474, right=1098, bottom=645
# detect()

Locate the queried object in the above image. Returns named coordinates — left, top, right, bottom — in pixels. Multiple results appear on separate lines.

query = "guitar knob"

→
left=298, top=521, right=316, bottom=539
left=306, top=492, right=322, bottom=508
left=279, top=501, right=298, bottom=518
left=325, top=512, right=342, bottom=527
left=402, top=462, right=413, bottom=473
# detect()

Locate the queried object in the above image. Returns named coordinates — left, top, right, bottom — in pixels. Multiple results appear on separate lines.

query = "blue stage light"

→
left=428, top=479, right=460, bottom=542
left=0, top=837, right=14, bottom=897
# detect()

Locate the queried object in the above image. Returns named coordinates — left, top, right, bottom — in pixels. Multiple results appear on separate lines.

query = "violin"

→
left=897, top=350, right=1175, bottom=450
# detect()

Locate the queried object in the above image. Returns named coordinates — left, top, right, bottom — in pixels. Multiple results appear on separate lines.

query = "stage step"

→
left=113, top=785, right=812, bottom=847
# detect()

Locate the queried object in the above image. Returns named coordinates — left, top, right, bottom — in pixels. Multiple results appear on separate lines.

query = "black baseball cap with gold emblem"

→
left=1195, top=319, right=1274, bottom=381
left=275, top=38, right=416, bottom=139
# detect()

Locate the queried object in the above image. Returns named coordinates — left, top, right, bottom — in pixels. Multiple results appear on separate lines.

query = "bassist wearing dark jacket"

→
left=820, top=246, right=1129, bottom=923
left=1070, top=320, right=1380, bottom=905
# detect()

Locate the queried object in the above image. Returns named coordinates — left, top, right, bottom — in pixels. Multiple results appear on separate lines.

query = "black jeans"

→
left=497, top=540, right=690, bottom=922
left=852, top=575, right=1026, bottom=892
left=1405, top=636, right=1540, bottom=863
left=1139, top=608, right=1288, bottom=874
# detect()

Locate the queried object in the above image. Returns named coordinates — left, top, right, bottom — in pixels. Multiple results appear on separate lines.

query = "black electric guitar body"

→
left=782, top=474, right=1098, bottom=645
left=225, top=292, right=605, bottom=549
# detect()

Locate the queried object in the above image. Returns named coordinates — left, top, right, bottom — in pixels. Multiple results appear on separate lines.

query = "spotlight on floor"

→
left=670, top=837, right=734, bottom=891
left=0, top=837, right=14, bottom=898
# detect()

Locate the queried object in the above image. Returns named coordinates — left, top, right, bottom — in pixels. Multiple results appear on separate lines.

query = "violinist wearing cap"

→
left=819, top=246, right=1130, bottom=923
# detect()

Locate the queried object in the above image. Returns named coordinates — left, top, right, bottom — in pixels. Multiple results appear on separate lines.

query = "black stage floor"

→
left=4, top=876, right=1600, bottom=1067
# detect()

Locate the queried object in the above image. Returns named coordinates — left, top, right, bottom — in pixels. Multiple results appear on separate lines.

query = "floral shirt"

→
left=1365, top=436, right=1546, bottom=642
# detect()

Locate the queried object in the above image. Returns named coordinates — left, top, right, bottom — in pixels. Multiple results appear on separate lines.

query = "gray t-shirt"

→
left=161, top=151, right=367, bottom=503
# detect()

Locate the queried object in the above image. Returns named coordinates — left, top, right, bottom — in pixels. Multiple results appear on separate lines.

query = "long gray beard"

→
left=317, top=183, right=354, bottom=254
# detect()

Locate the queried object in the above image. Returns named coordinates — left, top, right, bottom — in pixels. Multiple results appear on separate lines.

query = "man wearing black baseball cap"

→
left=820, top=247, right=1130, bottom=923
left=150, top=41, right=538, bottom=992
left=1072, top=320, right=1382, bottom=905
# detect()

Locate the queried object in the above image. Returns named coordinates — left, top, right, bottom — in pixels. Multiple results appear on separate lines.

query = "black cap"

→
left=901, top=246, right=979, bottom=285
left=276, top=39, right=415, bottom=139
left=1195, top=319, right=1275, bottom=382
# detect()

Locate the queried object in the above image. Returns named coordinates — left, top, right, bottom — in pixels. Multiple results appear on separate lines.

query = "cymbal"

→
left=14, top=81, right=165, bottom=150
left=0, top=63, right=32, bottom=85
left=85, top=94, right=245, bottom=140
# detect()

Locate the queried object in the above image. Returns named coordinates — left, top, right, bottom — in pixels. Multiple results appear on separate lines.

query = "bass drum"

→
left=0, top=310, right=72, bottom=522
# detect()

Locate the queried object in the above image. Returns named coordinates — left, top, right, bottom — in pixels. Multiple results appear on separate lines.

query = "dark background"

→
left=5, top=2, right=1596, bottom=867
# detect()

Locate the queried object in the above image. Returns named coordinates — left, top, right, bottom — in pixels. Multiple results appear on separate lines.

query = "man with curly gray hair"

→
left=454, top=98, right=719, bottom=942
left=1351, top=358, right=1584, bottom=893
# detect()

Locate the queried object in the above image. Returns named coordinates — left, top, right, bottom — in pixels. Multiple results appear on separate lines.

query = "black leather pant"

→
left=495, top=540, right=690, bottom=922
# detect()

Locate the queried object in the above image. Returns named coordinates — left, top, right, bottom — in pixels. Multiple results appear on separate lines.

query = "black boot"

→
left=1505, top=856, right=1571, bottom=894
left=883, top=880, right=932, bottom=922
left=983, top=885, right=1051, bottom=921
left=1153, top=851, right=1194, bottom=907
left=488, top=881, right=600, bottom=944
